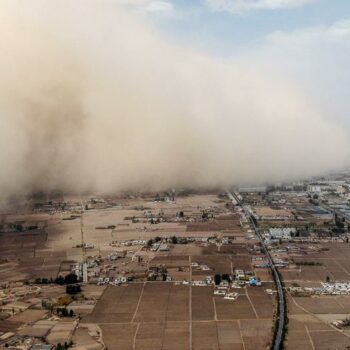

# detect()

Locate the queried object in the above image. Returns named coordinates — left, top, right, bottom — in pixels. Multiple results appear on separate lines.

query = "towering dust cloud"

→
left=0, top=0, right=349, bottom=201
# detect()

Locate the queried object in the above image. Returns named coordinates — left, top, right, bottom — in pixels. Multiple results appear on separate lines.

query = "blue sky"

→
left=133, top=0, right=350, bottom=57
left=123, top=0, right=350, bottom=128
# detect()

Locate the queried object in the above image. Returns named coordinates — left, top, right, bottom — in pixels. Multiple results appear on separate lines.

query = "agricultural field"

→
left=0, top=192, right=278, bottom=349
left=82, top=283, right=274, bottom=350
left=281, top=243, right=350, bottom=283
left=282, top=242, right=350, bottom=349
left=285, top=293, right=350, bottom=349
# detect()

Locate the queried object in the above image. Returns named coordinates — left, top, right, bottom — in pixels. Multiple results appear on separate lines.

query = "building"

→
left=1, top=301, right=30, bottom=314
left=159, top=244, right=170, bottom=252
left=269, top=228, right=296, bottom=240
left=239, top=187, right=267, bottom=194
left=307, top=185, right=321, bottom=193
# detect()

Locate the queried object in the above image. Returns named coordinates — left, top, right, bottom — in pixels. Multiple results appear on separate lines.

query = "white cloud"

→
left=327, top=19, right=350, bottom=38
left=145, top=1, right=173, bottom=12
left=206, top=0, right=316, bottom=14
left=240, top=18, right=350, bottom=128
left=119, top=0, right=153, bottom=5
left=266, top=18, right=350, bottom=42
left=119, top=0, right=173, bottom=12
left=119, top=0, right=176, bottom=18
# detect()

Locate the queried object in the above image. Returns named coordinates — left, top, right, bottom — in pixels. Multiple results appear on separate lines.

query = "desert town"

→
left=1, top=173, right=350, bottom=349
left=1, top=0, right=350, bottom=349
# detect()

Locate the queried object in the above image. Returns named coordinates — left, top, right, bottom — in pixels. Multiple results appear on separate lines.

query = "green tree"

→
left=62, top=308, right=69, bottom=317
left=64, top=273, right=78, bottom=284
left=55, top=275, right=65, bottom=285
left=214, top=274, right=221, bottom=285
left=15, top=223, right=23, bottom=232
left=222, top=274, right=230, bottom=282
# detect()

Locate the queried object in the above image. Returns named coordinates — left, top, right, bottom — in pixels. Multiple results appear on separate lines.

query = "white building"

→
left=269, top=228, right=296, bottom=240
left=307, top=185, right=321, bottom=193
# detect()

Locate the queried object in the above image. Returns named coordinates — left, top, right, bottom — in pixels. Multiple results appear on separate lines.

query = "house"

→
left=235, top=269, right=245, bottom=280
left=159, top=244, right=170, bottom=252
left=307, top=185, right=321, bottom=193
left=269, top=228, right=296, bottom=240
left=219, top=280, right=229, bottom=287
left=1, top=301, right=30, bottom=314
left=31, top=345, right=54, bottom=350
left=249, top=277, right=262, bottom=286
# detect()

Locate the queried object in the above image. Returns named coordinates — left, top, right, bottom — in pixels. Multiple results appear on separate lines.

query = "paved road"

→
left=227, top=191, right=286, bottom=350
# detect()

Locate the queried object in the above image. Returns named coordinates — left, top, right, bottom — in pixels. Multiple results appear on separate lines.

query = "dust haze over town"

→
left=2, top=2, right=350, bottom=350
left=0, top=0, right=349, bottom=203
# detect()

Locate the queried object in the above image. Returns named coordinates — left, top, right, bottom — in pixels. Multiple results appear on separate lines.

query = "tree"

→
left=251, top=216, right=258, bottom=226
left=58, top=295, right=72, bottom=306
left=66, top=285, right=81, bottom=295
left=55, top=275, right=65, bottom=285
left=62, top=308, right=69, bottom=317
left=179, top=211, right=184, bottom=218
left=333, top=227, right=345, bottom=234
left=64, top=273, right=78, bottom=284
left=222, top=274, right=230, bottom=282
left=69, top=309, right=74, bottom=317
left=56, top=343, right=68, bottom=350
left=336, top=220, right=345, bottom=229
left=15, top=223, right=23, bottom=232
left=326, top=275, right=330, bottom=283
left=214, top=274, right=221, bottom=285
left=171, top=236, right=178, bottom=244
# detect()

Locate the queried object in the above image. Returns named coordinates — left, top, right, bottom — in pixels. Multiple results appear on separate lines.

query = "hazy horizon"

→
left=0, top=0, right=349, bottom=203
